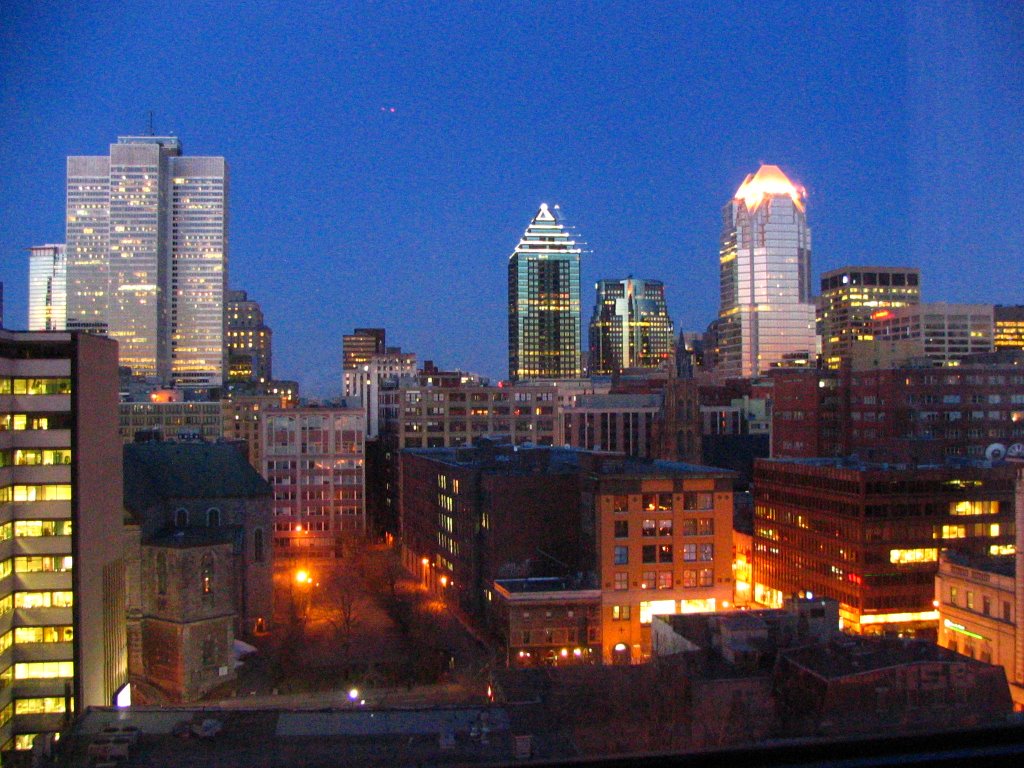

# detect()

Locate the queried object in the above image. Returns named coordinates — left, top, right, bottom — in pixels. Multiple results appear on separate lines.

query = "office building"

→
left=342, top=347, right=417, bottom=439
left=262, top=403, right=366, bottom=559
left=118, top=399, right=222, bottom=444
left=342, top=328, right=386, bottom=371
left=226, top=290, right=272, bottom=383
left=994, top=305, right=1024, bottom=351
left=27, top=244, right=67, bottom=331
left=869, top=302, right=994, bottom=366
left=0, top=331, right=126, bottom=755
left=717, top=165, right=816, bottom=377
left=401, top=442, right=586, bottom=619
left=222, top=393, right=293, bottom=471
left=66, top=135, right=227, bottom=387
left=559, top=381, right=702, bottom=465
left=752, top=458, right=1016, bottom=636
left=771, top=352, right=1024, bottom=464
left=819, top=266, right=920, bottom=369
left=508, top=203, right=582, bottom=381
left=588, top=279, right=674, bottom=375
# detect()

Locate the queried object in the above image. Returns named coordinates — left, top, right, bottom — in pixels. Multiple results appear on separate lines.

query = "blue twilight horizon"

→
left=1, top=1, right=1021, bottom=395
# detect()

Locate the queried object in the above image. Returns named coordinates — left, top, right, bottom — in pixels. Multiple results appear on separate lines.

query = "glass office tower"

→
left=508, top=204, right=582, bottom=381
left=66, top=136, right=227, bottom=387
left=718, top=165, right=816, bottom=377
left=27, top=245, right=66, bottom=331
left=588, top=278, right=674, bottom=375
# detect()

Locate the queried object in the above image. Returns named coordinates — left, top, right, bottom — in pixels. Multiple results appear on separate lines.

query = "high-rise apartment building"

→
left=0, top=331, right=126, bottom=755
left=66, top=136, right=227, bottom=387
left=226, top=289, right=272, bottom=383
left=717, top=165, right=816, bottom=377
left=819, top=266, right=921, bottom=369
left=508, top=204, right=582, bottom=381
left=27, top=244, right=67, bottom=331
left=588, top=278, right=674, bottom=375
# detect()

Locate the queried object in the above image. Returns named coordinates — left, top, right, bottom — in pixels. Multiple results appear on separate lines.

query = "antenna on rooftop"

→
left=148, top=111, right=155, bottom=136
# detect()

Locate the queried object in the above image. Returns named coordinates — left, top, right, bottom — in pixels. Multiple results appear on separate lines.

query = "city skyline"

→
left=1, top=3, right=1022, bottom=394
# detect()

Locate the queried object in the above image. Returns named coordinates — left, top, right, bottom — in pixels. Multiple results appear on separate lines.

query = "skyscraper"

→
left=27, top=244, right=67, bottom=331
left=819, top=266, right=921, bottom=369
left=66, top=136, right=227, bottom=387
left=588, top=278, right=674, bottom=375
left=508, top=203, right=582, bottom=381
left=717, top=165, right=816, bottom=377
left=226, top=289, right=272, bottom=383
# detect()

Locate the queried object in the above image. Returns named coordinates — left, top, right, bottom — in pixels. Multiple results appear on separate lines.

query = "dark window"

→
left=254, top=529, right=265, bottom=563
left=642, top=545, right=657, bottom=564
left=614, top=520, right=629, bottom=538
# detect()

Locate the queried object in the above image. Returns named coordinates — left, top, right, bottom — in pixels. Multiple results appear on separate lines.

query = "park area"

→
left=212, top=543, right=493, bottom=709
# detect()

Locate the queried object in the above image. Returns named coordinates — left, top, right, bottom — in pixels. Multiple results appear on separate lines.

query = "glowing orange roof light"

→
left=734, top=164, right=805, bottom=212
left=871, top=309, right=893, bottom=320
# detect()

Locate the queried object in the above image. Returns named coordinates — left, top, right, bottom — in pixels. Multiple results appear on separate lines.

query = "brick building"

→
left=587, top=456, right=734, bottom=663
left=771, top=352, right=1024, bottom=463
left=490, top=577, right=601, bottom=667
left=753, top=458, right=1016, bottom=636
left=400, top=442, right=584, bottom=617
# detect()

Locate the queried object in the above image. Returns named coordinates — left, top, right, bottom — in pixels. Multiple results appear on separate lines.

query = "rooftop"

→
left=406, top=442, right=734, bottom=479
left=53, top=706, right=538, bottom=768
left=494, top=574, right=599, bottom=595
left=942, top=550, right=1016, bottom=579
left=781, top=636, right=989, bottom=680
left=146, top=527, right=236, bottom=549
left=573, top=393, right=663, bottom=409
left=123, top=442, right=272, bottom=517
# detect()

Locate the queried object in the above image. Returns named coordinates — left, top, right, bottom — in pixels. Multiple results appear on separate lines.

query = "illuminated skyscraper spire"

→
left=718, top=165, right=816, bottom=377
left=508, top=203, right=582, bottom=381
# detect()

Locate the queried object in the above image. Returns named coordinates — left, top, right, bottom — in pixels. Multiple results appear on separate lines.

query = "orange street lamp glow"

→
left=421, top=558, right=429, bottom=566
left=439, top=576, right=448, bottom=587
left=295, top=570, right=309, bottom=584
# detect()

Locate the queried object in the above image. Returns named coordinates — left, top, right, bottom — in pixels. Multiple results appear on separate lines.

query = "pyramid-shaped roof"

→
left=512, top=203, right=580, bottom=257
left=734, top=165, right=805, bottom=212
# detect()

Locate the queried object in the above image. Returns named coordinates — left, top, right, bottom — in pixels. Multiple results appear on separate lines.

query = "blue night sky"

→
left=1, top=1, right=1022, bottom=395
